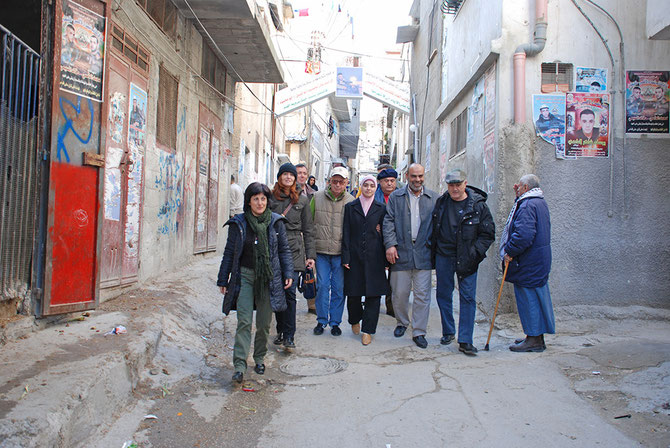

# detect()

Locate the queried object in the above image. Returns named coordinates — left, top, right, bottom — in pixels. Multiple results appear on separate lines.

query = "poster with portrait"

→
left=565, top=92, right=610, bottom=158
left=532, top=94, right=566, bottom=158
left=128, top=83, right=147, bottom=149
left=625, top=70, right=669, bottom=134
left=335, top=67, right=363, bottom=98
left=575, top=67, right=608, bottom=93
left=59, top=0, right=106, bottom=101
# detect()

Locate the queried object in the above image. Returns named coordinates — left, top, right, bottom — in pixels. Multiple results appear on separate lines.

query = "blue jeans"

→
left=316, top=254, right=345, bottom=327
left=435, top=254, right=478, bottom=344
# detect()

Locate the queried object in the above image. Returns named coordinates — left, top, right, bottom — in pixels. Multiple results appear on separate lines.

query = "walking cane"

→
left=484, top=260, right=509, bottom=351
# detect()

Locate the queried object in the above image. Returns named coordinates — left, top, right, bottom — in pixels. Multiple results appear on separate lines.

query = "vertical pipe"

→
left=513, top=53, right=527, bottom=124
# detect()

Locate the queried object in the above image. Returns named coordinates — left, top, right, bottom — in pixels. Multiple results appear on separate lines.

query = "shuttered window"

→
left=541, top=62, right=573, bottom=93
left=157, top=65, right=178, bottom=150
left=449, top=108, right=468, bottom=158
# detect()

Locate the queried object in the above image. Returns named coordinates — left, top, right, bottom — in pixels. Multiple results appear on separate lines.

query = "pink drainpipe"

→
left=514, top=0, right=548, bottom=124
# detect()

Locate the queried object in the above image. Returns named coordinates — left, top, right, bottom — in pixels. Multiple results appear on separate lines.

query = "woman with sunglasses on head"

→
left=217, top=182, right=294, bottom=384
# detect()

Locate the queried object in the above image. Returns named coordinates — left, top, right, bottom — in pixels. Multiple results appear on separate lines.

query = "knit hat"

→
left=377, top=168, right=398, bottom=180
left=277, top=162, right=297, bottom=179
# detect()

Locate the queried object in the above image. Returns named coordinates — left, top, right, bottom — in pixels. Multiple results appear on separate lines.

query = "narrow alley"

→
left=1, top=255, right=668, bottom=447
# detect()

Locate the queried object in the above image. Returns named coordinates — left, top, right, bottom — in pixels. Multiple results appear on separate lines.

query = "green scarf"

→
left=244, top=207, right=273, bottom=298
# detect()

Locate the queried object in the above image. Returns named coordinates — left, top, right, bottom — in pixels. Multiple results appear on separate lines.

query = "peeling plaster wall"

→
left=105, top=2, right=233, bottom=293
left=412, top=0, right=670, bottom=312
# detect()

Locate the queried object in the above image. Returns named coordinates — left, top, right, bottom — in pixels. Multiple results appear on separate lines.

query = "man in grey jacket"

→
left=383, top=163, right=437, bottom=348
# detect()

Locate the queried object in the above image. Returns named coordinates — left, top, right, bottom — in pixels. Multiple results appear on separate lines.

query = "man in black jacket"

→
left=431, top=170, right=495, bottom=356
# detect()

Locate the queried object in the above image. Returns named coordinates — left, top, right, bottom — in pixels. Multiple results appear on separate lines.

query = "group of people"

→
left=218, top=162, right=555, bottom=384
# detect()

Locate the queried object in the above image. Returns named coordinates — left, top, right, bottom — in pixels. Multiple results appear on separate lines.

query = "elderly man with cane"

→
left=500, top=174, right=555, bottom=352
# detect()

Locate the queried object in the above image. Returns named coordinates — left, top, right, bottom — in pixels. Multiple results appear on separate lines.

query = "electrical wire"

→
left=584, top=0, right=627, bottom=218
left=182, top=0, right=279, bottom=117
left=113, top=0, right=293, bottom=138
left=570, top=0, right=619, bottom=217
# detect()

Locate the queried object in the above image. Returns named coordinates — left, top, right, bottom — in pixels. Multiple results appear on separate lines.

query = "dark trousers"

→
left=275, top=271, right=299, bottom=339
left=347, top=296, right=381, bottom=334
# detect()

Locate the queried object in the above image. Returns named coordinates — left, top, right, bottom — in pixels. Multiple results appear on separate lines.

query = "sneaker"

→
left=283, top=337, right=296, bottom=348
left=254, top=363, right=265, bottom=375
left=458, top=342, right=478, bottom=356
left=273, top=334, right=284, bottom=345
left=313, top=323, right=326, bottom=335
left=331, top=325, right=342, bottom=336
left=232, top=371, right=244, bottom=383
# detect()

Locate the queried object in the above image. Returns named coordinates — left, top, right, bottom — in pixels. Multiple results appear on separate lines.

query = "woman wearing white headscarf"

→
left=341, top=175, right=390, bottom=345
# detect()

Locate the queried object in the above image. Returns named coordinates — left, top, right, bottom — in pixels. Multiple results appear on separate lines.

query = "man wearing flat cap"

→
left=430, top=169, right=495, bottom=356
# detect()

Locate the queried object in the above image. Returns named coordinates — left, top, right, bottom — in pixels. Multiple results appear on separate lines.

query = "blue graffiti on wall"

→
left=177, top=107, right=186, bottom=136
left=155, top=149, right=184, bottom=235
left=57, top=96, right=94, bottom=163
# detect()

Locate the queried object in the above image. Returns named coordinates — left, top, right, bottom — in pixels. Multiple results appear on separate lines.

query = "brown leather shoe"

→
left=361, top=333, right=372, bottom=345
left=352, top=323, right=360, bottom=335
left=307, top=299, right=317, bottom=314
left=510, top=335, right=545, bottom=352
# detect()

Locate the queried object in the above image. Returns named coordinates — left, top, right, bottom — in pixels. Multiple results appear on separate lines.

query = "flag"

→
left=299, top=8, right=309, bottom=16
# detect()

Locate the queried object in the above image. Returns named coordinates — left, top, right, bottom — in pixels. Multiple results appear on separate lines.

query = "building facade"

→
left=407, top=0, right=670, bottom=310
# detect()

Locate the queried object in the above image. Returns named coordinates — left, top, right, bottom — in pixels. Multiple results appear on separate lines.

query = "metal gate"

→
left=0, top=25, right=41, bottom=300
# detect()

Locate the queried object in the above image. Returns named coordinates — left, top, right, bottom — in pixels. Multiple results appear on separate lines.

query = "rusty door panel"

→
left=206, top=135, right=219, bottom=251
left=194, top=125, right=209, bottom=253
left=100, top=54, right=127, bottom=287
left=194, top=103, right=221, bottom=254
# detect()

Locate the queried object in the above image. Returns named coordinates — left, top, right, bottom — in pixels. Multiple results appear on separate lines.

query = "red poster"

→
left=565, top=92, right=610, bottom=158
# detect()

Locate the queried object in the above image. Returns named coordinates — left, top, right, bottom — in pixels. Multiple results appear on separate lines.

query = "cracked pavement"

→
left=78, top=255, right=670, bottom=447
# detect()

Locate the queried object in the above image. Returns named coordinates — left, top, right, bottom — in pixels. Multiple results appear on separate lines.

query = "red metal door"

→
left=100, top=51, right=146, bottom=287
left=42, top=0, right=109, bottom=315
left=194, top=103, right=221, bottom=253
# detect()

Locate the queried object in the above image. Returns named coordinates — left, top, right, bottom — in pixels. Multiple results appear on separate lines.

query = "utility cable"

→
left=584, top=0, right=627, bottom=218
left=570, top=0, right=618, bottom=218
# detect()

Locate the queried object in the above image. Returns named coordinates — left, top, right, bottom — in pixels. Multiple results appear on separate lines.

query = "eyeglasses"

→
left=330, top=179, right=346, bottom=185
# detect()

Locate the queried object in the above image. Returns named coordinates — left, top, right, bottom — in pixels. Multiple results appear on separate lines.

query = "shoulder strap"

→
left=282, top=202, right=293, bottom=217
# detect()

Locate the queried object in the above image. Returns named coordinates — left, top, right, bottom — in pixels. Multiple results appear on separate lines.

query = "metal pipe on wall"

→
left=513, top=0, right=548, bottom=124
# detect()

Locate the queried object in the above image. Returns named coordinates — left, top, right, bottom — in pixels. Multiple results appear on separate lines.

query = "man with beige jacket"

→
left=310, top=166, right=354, bottom=336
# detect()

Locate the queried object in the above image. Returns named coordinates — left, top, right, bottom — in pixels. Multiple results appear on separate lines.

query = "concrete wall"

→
left=409, top=0, right=670, bottom=312
left=409, top=0, right=447, bottom=188
left=106, top=2, right=234, bottom=293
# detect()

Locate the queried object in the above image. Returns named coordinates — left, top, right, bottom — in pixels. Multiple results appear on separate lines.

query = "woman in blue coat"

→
left=342, top=175, right=390, bottom=345
left=217, top=182, right=294, bottom=383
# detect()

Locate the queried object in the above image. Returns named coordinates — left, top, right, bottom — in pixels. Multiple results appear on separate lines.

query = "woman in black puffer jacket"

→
left=217, top=182, right=294, bottom=384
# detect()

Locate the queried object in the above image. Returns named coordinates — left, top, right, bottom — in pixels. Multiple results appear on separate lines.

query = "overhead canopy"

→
left=172, top=0, right=284, bottom=83
left=275, top=70, right=409, bottom=117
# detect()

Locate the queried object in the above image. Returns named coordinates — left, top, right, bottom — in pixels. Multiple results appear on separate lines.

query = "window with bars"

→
left=201, top=44, right=226, bottom=93
left=449, top=108, right=468, bottom=158
left=157, top=65, right=178, bottom=150
left=135, top=0, right=178, bottom=41
left=541, top=62, right=573, bottom=93
left=110, top=24, right=150, bottom=73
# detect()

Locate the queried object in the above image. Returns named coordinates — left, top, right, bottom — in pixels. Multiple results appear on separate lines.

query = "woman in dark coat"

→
left=269, top=163, right=316, bottom=349
left=217, top=182, right=294, bottom=383
left=342, top=175, right=390, bottom=345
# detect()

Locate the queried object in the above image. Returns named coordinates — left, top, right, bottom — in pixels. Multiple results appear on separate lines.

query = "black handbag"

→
left=299, top=267, right=316, bottom=299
